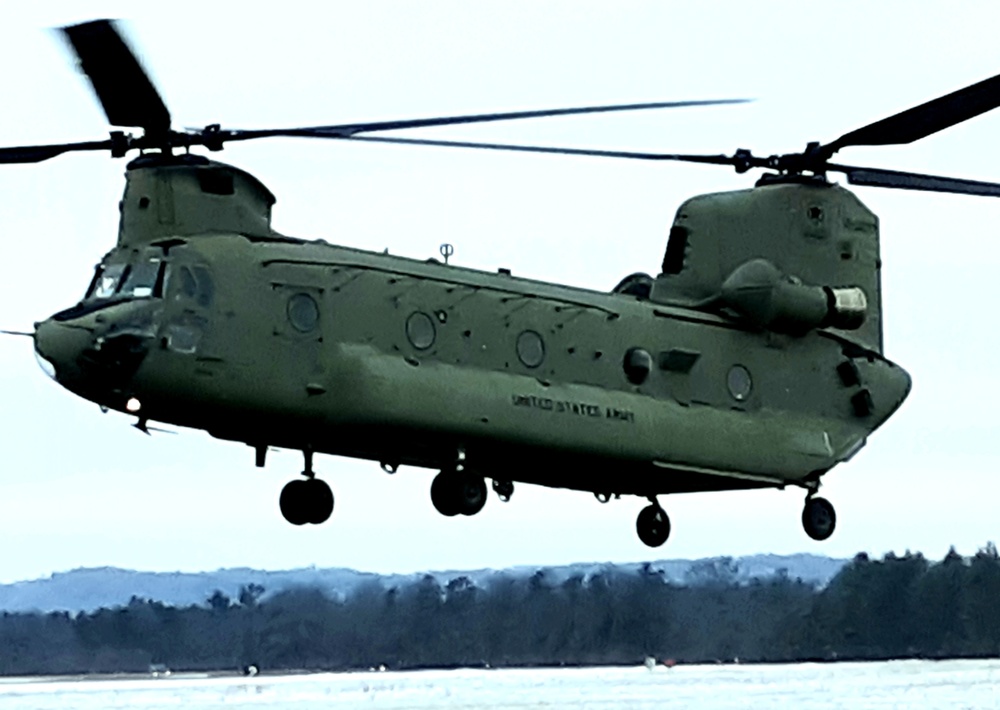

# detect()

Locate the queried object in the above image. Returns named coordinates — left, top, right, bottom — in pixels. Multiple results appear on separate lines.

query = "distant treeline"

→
left=1, top=545, right=999, bottom=675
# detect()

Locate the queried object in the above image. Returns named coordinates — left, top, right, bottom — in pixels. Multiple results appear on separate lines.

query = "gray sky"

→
left=1, top=1, right=999, bottom=584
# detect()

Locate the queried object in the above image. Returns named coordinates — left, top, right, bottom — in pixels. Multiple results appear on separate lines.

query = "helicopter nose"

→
left=33, top=318, right=93, bottom=385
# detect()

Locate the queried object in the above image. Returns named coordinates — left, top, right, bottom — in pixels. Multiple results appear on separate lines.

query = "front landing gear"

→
left=802, top=496, right=836, bottom=541
left=636, top=500, right=671, bottom=547
left=279, top=450, right=334, bottom=526
left=280, top=478, right=334, bottom=525
left=429, top=447, right=488, bottom=518
left=431, top=470, right=487, bottom=517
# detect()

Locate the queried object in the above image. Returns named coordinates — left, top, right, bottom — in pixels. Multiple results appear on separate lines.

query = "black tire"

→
left=304, top=478, right=335, bottom=525
left=279, top=479, right=311, bottom=526
left=802, top=497, right=836, bottom=541
left=636, top=504, right=671, bottom=547
left=456, top=474, right=487, bottom=516
left=430, top=472, right=461, bottom=516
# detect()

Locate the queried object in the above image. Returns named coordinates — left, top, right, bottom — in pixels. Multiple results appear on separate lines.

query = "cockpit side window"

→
left=164, top=263, right=214, bottom=307
left=176, top=266, right=198, bottom=298
left=191, top=266, right=214, bottom=307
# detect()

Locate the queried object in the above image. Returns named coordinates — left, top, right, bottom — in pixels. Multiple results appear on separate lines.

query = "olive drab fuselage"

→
left=20, top=18, right=1000, bottom=546
left=33, top=155, right=911, bottom=501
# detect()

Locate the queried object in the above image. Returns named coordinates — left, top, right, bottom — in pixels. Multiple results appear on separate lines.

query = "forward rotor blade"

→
left=62, top=20, right=170, bottom=134
left=220, top=98, right=750, bottom=142
left=825, top=70, right=1000, bottom=155
left=834, top=163, right=1000, bottom=197
left=0, top=139, right=113, bottom=164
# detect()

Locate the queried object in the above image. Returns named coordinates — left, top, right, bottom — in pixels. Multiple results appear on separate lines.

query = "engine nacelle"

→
left=721, top=259, right=866, bottom=335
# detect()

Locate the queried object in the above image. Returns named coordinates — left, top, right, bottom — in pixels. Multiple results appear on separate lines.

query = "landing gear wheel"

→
left=802, top=496, right=836, bottom=541
left=431, top=471, right=487, bottom=517
left=280, top=479, right=311, bottom=526
left=431, top=472, right=461, bottom=517
left=304, top=478, right=334, bottom=525
left=456, top=474, right=487, bottom=516
left=636, top=504, right=671, bottom=547
left=279, top=478, right=334, bottom=526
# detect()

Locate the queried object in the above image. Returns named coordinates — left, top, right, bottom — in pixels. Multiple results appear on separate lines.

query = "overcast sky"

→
left=1, top=1, right=999, bottom=584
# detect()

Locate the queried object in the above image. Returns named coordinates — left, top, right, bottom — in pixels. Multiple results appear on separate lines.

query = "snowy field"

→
left=0, top=659, right=997, bottom=709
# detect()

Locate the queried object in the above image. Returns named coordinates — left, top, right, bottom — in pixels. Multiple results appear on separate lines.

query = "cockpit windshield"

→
left=88, top=263, right=127, bottom=299
left=85, top=258, right=164, bottom=301
left=120, top=259, right=162, bottom=298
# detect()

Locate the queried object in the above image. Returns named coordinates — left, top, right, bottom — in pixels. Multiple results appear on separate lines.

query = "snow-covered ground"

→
left=0, top=659, right=996, bottom=709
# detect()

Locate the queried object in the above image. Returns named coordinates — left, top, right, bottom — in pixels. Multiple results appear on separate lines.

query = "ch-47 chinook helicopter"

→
left=6, top=20, right=1000, bottom=548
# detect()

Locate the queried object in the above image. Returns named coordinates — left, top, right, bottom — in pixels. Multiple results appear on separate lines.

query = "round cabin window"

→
left=406, top=312, right=436, bottom=350
left=287, top=293, right=319, bottom=333
left=516, top=330, right=545, bottom=368
left=623, top=347, right=653, bottom=385
left=727, top=365, right=753, bottom=401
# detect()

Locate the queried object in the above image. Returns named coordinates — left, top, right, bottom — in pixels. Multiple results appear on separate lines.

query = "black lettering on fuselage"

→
left=511, top=394, right=634, bottom=423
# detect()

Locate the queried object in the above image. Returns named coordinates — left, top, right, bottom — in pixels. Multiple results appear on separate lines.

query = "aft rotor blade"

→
left=825, top=70, right=1000, bottom=155
left=62, top=20, right=171, bottom=134
left=0, top=139, right=114, bottom=164
left=834, top=163, right=1000, bottom=197
left=221, top=99, right=750, bottom=142
left=345, top=135, right=1000, bottom=198
left=342, top=134, right=736, bottom=165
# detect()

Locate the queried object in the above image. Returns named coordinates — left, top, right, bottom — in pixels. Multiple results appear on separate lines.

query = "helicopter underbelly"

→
left=318, top=348, right=866, bottom=486
left=128, top=341, right=889, bottom=496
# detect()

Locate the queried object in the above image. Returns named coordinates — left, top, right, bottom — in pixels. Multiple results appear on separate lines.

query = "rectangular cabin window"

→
left=662, top=226, right=689, bottom=275
left=198, top=169, right=235, bottom=196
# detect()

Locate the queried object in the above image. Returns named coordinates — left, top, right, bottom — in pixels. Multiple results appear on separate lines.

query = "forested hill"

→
left=0, top=554, right=846, bottom=613
left=0, top=547, right=998, bottom=676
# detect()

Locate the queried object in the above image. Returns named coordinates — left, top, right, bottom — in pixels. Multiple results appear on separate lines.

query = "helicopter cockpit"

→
left=75, top=253, right=214, bottom=312
left=84, top=257, right=163, bottom=302
left=34, top=250, right=218, bottom=402
left=43, top=254, right=168, bottom=325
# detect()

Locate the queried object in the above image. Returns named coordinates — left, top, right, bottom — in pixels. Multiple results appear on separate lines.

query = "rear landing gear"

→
left=279, top=450, right=334, bottom=526
left=636, top=500, right=671, bottom=547
left=802, top=496, right=836, bottom=541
